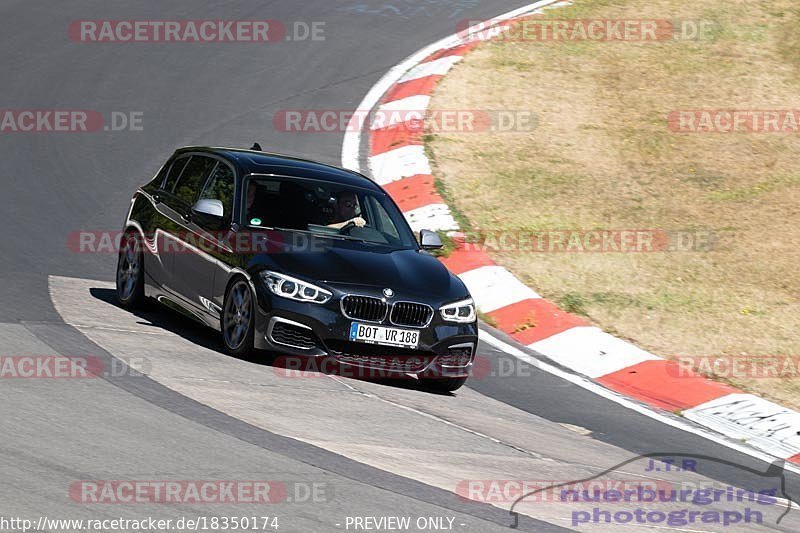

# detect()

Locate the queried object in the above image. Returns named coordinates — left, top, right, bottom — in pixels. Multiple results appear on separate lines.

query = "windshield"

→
left=242, top=175, right=418, bottom=249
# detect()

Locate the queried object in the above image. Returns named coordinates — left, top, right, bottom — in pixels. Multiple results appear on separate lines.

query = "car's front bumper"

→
left=252, top=286, right=478, bottom=379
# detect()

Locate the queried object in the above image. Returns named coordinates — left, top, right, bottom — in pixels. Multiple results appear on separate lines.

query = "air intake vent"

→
left=390, top=302, right=434, bottom=327
left=341, top=295, right=388, bottom=322
left=269, top=320, right=318, bottom=349
left=437, top=344, right=474, bottom=367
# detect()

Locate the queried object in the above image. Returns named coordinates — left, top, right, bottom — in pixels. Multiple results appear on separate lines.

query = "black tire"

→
left=221, top=278, right=256, bottom=357
left=116, top=230, right=146, bottom=308
left=419, top=376, right=468, bottom=393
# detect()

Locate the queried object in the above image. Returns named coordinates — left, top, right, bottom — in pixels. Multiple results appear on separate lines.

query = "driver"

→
left=246, top=182, right=257, bottom=214
left=245, top=181, right=263, bottom=225
left=328, top=190, right=366, bottom=229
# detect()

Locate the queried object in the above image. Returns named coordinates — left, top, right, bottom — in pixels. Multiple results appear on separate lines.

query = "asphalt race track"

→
left=1, top=1, right=799, bottom=531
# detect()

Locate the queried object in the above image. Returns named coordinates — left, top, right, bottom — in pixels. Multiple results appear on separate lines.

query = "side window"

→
left=199, top=163, right=235, bottom=221
left=147, top=160, right=169, bottom=190
left=369, top=196, right=400, bottom=240
left=173, top=156, right=217, bottom=207
left=163, top=156, right=189, bottom=192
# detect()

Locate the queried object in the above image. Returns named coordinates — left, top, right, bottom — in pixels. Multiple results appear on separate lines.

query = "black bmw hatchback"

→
left=117, top=146, right=478, bottom=391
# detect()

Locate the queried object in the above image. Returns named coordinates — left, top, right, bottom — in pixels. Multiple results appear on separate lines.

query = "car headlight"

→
left=440, top=298, right=476, bottom=323
left=260, top=270, right=332, bottom=304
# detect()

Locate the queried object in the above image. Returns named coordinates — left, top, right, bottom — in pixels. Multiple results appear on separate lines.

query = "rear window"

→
left=163, top=156, right=189, bottom=192
left=199, top=163, right=235, bottom=220
left=173, top=156, right=217, bottom=206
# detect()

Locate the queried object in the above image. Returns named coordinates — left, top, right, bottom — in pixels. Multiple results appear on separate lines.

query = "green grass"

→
left=477, top=310, right=498, bottom=328
left=557, top=293, right=589, bottom=316
left=556, top=290, right=705, bottom=316
left=430, top=231, right=457, bottom=258
left=432, top=176, right=474, bottom=233
left=709, top=175, right=800, bottom=201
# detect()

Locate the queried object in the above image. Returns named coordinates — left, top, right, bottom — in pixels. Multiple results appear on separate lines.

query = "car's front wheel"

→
left=419, top=376, right=468, bottom=393
left=116, top=230, right=145, bottom=308
left=221, top=278, right=256, bottom=356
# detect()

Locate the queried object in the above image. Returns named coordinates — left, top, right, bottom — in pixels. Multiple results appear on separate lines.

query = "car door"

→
left=176, top=160, right=237, bottom=319
left=160, top=154, right=217, bottom=310
left=145, top=155, right=190, bottom=290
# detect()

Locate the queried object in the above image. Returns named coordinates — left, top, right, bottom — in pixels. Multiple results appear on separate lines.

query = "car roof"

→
left=174, top=146, right=382, bottom=191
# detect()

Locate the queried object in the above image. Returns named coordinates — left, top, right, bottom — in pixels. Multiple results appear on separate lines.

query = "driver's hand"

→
left=352, top=216, right=366, bottom=227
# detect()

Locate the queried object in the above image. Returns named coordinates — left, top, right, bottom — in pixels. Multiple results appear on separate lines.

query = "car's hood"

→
left=248, top=238, right=466, bottom=301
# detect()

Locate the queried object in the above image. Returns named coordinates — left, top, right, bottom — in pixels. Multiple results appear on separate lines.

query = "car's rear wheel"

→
left=222, top=279, right=255, bottom=356
left=419, top=376, right=468, bottom=393
left=116, top=230, right=145, bottom=308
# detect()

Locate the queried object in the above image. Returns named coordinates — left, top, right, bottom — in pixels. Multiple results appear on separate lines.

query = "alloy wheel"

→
left=117, top=233, right=141, bottom=301
left=223, top=281, right=252, bottom=350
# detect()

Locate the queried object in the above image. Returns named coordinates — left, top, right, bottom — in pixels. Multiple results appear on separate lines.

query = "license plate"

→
left=349, top=323, right=420, bottom=349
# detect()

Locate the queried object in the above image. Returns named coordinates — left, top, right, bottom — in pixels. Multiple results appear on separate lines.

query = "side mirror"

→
left=419, top=229, right=443, bottom=250
left=191, top=199, right=224, bottom=218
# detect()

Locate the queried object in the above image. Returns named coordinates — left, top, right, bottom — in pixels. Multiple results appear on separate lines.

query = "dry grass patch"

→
left=428, top=0, right=800, bottom=407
